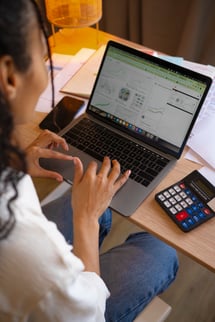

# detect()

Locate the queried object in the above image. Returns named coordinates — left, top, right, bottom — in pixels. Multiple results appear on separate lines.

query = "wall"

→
left=99, top=0, right=215, bottom=65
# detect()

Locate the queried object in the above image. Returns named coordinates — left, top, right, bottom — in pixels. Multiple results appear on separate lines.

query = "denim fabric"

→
left=42, top=189, right=112, bottom=246
left=101, top=232, right=178, bottom=322
left=42, top=189, right=178, bottom=322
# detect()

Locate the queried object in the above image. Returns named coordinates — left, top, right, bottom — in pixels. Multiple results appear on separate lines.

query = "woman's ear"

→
left=0, top=55, right=18, bottom=101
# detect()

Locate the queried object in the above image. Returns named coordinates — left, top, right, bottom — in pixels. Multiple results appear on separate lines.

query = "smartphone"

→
left=39, top=96, right=85, bottom=133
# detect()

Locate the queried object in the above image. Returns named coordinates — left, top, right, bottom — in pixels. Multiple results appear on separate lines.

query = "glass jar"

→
left=45, top=0, right=102, bottom=28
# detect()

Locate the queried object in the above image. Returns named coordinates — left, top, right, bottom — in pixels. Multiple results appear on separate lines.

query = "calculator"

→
left=155, top=170, right=215, bottom=232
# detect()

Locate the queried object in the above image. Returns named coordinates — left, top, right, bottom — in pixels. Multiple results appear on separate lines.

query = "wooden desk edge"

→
left=129, top=158, right=215, bottom=273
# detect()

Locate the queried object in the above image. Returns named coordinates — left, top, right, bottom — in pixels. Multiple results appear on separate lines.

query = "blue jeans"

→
left=42, top=189, right=178, bottom=322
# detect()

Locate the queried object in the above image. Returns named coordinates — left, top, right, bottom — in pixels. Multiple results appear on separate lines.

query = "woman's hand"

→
left=72, top=156, right=130, bottom=222
left=25, top=129, right=73, bottom=181
left=72, top=156, right=130, bottom=274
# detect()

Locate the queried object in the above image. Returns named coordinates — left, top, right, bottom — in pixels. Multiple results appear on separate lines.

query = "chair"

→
left=133, top=296, right=171, bottom=322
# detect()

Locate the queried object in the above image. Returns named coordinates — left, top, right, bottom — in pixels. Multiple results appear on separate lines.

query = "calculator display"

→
left=193, top=179, right=214, bottom=199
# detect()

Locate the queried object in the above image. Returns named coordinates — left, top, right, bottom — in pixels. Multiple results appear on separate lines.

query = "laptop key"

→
left=147, top=168, right=158, bottom=177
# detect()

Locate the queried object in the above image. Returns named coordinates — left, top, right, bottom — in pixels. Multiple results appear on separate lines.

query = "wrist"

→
left=73, top=215, right=100, bottom=275
left=73, top=211, right=100, bottom=244
left=73, top=210, right=99, bottom=226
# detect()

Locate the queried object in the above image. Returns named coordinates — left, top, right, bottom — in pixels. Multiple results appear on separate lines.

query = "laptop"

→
left=40, top=40, right=212, bottom=216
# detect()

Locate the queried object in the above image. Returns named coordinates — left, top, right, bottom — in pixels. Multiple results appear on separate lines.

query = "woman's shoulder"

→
left=0, top=172, right=85, bottom=312
left=0, top=171, right=41, bottom=215
left=0, top=171, right=84, bottom=281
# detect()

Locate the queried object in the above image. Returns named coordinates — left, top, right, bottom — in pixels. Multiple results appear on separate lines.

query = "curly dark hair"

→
left=0, top=0, right=54, bottom=239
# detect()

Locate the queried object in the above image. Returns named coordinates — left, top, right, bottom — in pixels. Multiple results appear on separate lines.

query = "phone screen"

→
left=39, top=96, right=85, bottom=133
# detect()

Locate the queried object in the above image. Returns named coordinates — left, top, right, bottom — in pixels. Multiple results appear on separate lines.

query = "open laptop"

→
left=40, top=40, right=212, bottom=216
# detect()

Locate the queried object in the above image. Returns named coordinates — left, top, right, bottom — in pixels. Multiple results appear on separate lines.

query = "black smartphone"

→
left=39, top=96, right=85, bottom=133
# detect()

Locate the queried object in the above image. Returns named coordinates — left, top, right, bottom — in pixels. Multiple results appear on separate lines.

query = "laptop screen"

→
left=88, top=41, right=211, bottom=158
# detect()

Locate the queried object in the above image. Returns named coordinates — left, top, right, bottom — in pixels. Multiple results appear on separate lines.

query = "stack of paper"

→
left=183, top=62, right=215, bottom=185
left=35, top=48, right=95, bottom=113
left=61, top=45, right=106, bottom=98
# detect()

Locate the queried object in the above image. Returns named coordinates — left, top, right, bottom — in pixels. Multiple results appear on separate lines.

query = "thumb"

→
left=73, top=157, right=84, bottom=186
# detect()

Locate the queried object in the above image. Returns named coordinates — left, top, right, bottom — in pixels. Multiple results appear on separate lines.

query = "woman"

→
left=0, top=1, right=178, bottom=321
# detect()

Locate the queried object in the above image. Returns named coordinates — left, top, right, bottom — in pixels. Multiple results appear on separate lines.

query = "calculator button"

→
left=179, top=183, right=185, bottom=189
left=174, top=185, right=181, bottom=192
left=164, top=200, right=171, bottom=208
left=199, top=211, right=206, bottom=219
left=175, top=195, right=182, bottom=202
left=169, top=197, right=176, bottom=205
left=180, top=201, right=188, bottom=208
left=191, top=195, right=198, bottom=202
left=186, top=207, right=193, bottom=215
left=193, top=215, right=200, bottom=222
left=184, top=188, right=191, bottom=195
left=170, top=207, right=177, bottom=215
left=169, top=188, right=176, bottom=195
left=186, top=198, right=193, bottom=205
left=157, top=194, right=165, bottom=201
left=164, top=191, right=171, bottom=198
left=203, top=208, right=211, bottom=215
left=187, top=218, right=194, bottom=226
left=179, top=191, right=187, bottom=199
left=176, top=211, right=189, bottom=221
left=175, top=204, right=183, bottom=211
left=181, top=221, right=189, bottom=229
left=191, top=204, right=198, bottom=212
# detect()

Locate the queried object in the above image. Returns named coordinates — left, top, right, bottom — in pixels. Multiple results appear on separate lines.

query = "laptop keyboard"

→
left=63, top=118, right=169, bottom=187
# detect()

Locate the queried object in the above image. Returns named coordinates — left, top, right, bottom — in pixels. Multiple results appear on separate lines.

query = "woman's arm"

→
left=71, top=156, right=130, bottom=274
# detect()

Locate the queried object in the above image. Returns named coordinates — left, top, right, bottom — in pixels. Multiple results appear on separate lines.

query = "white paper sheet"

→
left=36, top=49, right=95, bottom=113
left=36, top=61, right=82, bottom=112
left=185, top=65, right=215, bottom=170
left=185, top=148, right=204, bottom=165
left=199, top=166, right=215, bottom=186
left=185, top=149, right=215, bottom=186
left=61, top=45, right=106, bottom=98
left=187, top=115, right=215, bottom=169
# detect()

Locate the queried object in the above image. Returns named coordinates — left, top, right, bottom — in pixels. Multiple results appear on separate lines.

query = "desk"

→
left=18, top=27, right=215, bottom=273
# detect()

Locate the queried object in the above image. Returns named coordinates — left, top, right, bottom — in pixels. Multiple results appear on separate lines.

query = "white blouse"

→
left=0, top=173, right=109, bottom=322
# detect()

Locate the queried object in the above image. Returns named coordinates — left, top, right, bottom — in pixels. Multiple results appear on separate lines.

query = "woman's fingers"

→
left=97, top=156, right=111, bottom=178
left=29, top=129, right=69, bottom=151
left=113, top=168, right=131, bottom=192
left=73, top=157, right=84, bottom=186
left=35, top=147, right=73, bottom=161
left=71, top=156, right=131, bottom=220
left=107, top=159, right=121, bottom=181
left=106, top=159, right=131, bottom=189
left=96, top=157, right=131, bottom=188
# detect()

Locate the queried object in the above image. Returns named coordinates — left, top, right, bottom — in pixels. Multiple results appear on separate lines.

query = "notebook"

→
left=61, top=45, right=106, bottom=98
left=40, top=40, right=212, bottom=216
